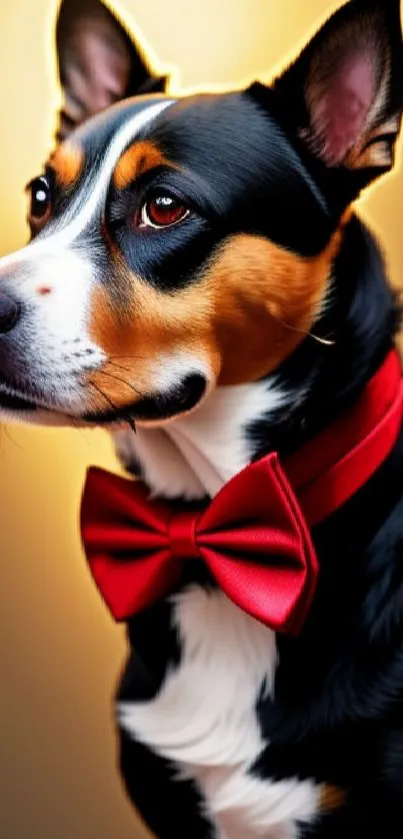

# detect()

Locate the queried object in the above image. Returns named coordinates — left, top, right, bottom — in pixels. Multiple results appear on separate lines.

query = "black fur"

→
left=119, top=732, right=216, bottom=839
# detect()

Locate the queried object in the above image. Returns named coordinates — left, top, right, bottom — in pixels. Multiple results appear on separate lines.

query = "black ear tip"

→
left=353, top=0, right=399, bottom=8
left=56, top=0, right=99, bottom=41
left=135, top=75, right=170, bottom=95
left=365, top=0, right=402, bottom=22
left=151, top=75, right=170, bottom=93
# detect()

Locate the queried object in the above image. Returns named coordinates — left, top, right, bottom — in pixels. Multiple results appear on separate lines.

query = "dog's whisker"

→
left=109, top=354, right=148, bottom=363
left=271, top=315, right=336, bottom=348
left=0, top=424, right=24, bottom=450
left=88, top=379, right=120, bottom=414
left=108, top=360, right=141, bottom=376
left=106, top=359, right=143, bottom=378
left=89, top=378, right=137, bottom=433
left=98, top=368, right=147, bottom=400
left=106, top=358, right=150, bottom=378
left=308, top=333, right=335, bottom=347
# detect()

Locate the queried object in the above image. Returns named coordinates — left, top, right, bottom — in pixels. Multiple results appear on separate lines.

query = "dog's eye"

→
left=27, top=176, right=52, bottom=223
left=140, top=192, right=189, bottom=229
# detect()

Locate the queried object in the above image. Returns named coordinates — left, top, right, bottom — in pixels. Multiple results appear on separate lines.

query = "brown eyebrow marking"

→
left=113, top=140, right=173, bottom=190
left=49, top=142, right=84, bottom=189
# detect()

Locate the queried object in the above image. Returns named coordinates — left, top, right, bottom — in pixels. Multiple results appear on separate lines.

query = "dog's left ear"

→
left=274, top=0, right=403, bottom=191
left=55, top=0, right=168, bottom=142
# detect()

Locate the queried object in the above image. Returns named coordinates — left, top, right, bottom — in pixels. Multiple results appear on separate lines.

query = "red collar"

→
left=287, top=349, right=403, bottom=527
left=80, top=350, right=403, bottom=634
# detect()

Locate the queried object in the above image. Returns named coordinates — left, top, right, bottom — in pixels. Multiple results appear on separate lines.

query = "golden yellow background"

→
left=1, top=1, right=403, bottom=837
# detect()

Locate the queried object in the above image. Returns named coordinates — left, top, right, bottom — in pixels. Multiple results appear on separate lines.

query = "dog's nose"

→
left=0, top=292, right=20, bottom=333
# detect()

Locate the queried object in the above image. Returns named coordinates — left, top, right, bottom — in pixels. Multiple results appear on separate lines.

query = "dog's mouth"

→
left=83, top=373, right=207, bottom=425
left=0, top=374, right=61, bottom=416
left=0, top=372, right=207, bottom=426
left=0, top=391, right=38, bottom=412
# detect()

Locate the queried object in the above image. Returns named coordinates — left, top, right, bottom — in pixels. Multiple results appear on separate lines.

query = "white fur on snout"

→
left=0, top=247, right=104, bottom=413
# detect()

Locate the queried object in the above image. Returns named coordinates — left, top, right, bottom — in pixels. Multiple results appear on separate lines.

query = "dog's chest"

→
left=118, top=588, right=320, bottom=839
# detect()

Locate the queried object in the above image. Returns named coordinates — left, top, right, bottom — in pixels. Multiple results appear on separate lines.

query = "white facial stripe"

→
left=0, top=102, right=174, bottom=418
left=0, top=99, right=175, bottom=271
left=53, top=99, right=175, bottom=241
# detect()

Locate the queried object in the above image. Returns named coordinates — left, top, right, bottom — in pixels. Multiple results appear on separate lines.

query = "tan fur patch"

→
left=319, top=784, right=346, bottom=813
left=345, top=114, right=400, bottom=170
left=87, top=222, right=347, bottom=413
left=207, top=228, right=343, bottom=385
left=113, top=141, right=172, bottom=190
left=88, top=259, right=218, bottom=411
left=49, top=143, right=84, bottom=188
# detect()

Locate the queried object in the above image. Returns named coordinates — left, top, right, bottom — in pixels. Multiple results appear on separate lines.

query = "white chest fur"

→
left=118, top=589, right=319, bottom=838
left=114, top=382, right=320, bottom=838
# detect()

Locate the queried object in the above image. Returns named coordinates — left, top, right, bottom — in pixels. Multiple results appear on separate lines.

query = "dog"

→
left=1, top=0, right=403, bottom=836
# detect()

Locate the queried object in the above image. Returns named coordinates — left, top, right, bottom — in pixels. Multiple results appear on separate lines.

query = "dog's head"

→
left=0, top=0, right=402, bottom=429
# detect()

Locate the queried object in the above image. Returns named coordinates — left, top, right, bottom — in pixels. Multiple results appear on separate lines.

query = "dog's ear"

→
left=55, top=0, right=168, bottom=142
left=274, top=0, right=403, bottom=190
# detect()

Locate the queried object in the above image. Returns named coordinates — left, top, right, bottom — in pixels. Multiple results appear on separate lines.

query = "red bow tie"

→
left=80, top=351, right=403, bottom=634
left=81, top=453, right=317, bottom=634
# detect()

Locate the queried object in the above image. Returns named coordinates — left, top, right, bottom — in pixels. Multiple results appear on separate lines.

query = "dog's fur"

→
left=1, top=0, right=403, bottom=836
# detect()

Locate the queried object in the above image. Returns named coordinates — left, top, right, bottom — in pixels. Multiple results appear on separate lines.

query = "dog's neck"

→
left=113, top=376, right=292, bottom=500
left=113, top=217, right=400, bottom=502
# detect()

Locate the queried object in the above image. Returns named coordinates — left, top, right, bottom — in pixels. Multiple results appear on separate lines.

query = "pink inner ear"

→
left=311, top=51, right=376, bottom=165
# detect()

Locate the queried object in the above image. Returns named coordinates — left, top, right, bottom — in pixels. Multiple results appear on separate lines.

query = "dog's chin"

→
left=0, top=387, right=77, bottom=428
left=0, top=401, right=89, bottom=429
left=0, top=373, right=208, bottom=430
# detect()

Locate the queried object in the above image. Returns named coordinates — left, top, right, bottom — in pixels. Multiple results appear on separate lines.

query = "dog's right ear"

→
left=55, top=0, right=168, bottom=143
left=273, top=0, right=403, bottom=197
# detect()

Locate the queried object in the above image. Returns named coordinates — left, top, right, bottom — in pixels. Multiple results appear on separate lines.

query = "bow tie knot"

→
left=168, top=509, right=200, bottom=560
